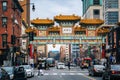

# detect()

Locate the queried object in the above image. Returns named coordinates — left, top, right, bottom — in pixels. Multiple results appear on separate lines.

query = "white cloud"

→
left=30, top=0, right=82, bottom=20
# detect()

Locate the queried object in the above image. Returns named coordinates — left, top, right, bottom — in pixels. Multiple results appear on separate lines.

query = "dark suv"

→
left=14, top=66, right=27, bottom=80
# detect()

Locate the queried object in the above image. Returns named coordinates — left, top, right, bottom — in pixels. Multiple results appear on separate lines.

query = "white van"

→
left=56, top=62, right=65, bottom=69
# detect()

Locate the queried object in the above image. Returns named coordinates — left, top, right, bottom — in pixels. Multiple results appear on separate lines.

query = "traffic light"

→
left=11, top=35, right=16, bottom=45
left=29, top=32, right=34, bottom=41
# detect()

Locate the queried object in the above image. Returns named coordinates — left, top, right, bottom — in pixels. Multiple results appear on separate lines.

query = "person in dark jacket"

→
left=68, top=61, right=71, bottom=70
left=38, top=62, right=43, bottom=75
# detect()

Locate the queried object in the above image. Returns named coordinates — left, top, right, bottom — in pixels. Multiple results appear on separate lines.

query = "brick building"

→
left=0, top=0, right=23, bottom=66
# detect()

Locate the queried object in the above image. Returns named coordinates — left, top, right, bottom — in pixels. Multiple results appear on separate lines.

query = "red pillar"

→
left=29, top=44, right=33, bottom=58
left=102, top=43, right=106, bottom=58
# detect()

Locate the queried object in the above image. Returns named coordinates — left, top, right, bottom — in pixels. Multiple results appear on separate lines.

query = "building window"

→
left=106, top=0, right=118, bottom=8
left=2, top=1, right=7, bottom=11
left=93, top=9, right=100, bottom=19
left=2, top=34, right=7, bottom=47
left=2, top=17, right=7, bottom=27
left=106, top=12, right=118, bottom=25
left=93, top=0, right=100, bottom=5
left=93, top=9, right=99, bottom=15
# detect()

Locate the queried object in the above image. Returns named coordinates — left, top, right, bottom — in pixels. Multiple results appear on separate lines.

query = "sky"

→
left=30, top=0, right=83, bottom=20
left=47, top=44, right=66, bottom=52
left=47, top=44, right=61, bottom=52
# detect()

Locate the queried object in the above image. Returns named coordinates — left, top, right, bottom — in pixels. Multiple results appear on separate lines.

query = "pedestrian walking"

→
left=68, top=61, right=71, bottom=70
left=38, top=62, right=43, bottom=76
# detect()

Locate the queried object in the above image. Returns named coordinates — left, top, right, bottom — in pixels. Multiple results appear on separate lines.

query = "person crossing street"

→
left=68, top=61, right=71, bottom=70
left=38, top=62, right=44, bottom=76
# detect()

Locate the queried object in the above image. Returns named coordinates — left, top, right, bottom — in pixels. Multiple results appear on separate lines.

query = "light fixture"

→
left=32, top=4, right=35, bottom=11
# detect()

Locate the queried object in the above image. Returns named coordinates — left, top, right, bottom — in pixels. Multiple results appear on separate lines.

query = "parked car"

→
left=88, top=64, right=105, bottom=76
left=102, top=64, right=120, bottom=80
left=22, top=65, right=34, bottom=77
left=2, top=66, right=14, bottom=80
left=14, top=66, right=27, bottom=80
left=56, top=62, right=65, bottom=69
left=0, top=68, right=10, bottom=80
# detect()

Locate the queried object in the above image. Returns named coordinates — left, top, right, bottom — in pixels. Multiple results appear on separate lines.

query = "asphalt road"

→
left=28, top=66, right=102, bottom=80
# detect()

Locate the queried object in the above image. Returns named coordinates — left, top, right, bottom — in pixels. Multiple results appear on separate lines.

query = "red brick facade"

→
left=0, top=0, right=23, bottom=65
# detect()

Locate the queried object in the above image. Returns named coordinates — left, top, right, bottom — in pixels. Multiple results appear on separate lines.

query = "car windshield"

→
left=23, top=65, right=31, bottom=69
left=2, top=67, right=13, bottom=74
left=111, top=65, right=120, bottom=70
left=94, top=65, right=104, bottom=68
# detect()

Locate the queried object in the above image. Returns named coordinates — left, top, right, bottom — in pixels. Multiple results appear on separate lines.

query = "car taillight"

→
left=112, top=71, right=116, bottom=74
left=112, top=71, right=120, bottom=74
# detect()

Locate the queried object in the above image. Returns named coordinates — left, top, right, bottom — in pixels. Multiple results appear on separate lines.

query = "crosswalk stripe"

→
left=36, top=73, right=85, bottom=76
left=34, top=71, right=86, bottom=76
left=44, top=73, right=49, bottom=75
left=69, top=73, right=74, bottom=75
left=61, top=73, right=66, bottom=75
left=77, top=73, right=84, bottom=75
left=53, top=73, right=57, bottom=75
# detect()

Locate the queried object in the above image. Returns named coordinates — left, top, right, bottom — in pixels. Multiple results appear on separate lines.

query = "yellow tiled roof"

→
left=54, top=14, right=81, bottom=21
left=80, top=19, right=104, bottom=25
left=47, top=26, right=60, bottom=31
left=31, top=18, right=54, bottom=24
left=74, top=26, right=86, bottom=31
left=25, top=27, right=37, bottom=33
left=97, top=28, right=110, bottom=34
